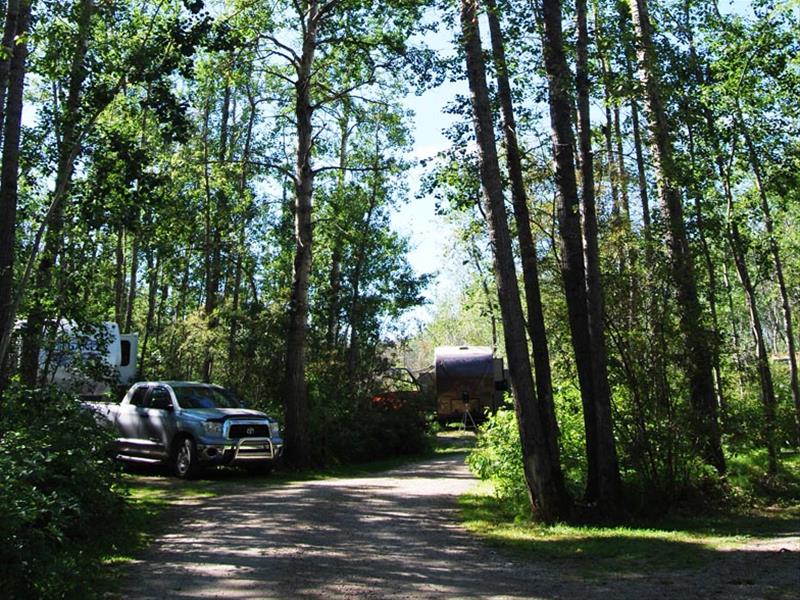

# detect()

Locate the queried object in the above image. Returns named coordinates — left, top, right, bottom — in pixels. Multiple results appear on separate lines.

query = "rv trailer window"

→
left=120, top=340, right=131, bottom=367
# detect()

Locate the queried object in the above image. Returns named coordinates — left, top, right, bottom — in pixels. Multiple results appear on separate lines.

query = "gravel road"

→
left=119, top=451, right=799, bottom=599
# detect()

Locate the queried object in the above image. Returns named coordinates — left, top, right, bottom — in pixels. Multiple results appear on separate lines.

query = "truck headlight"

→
left=202, top=421, right=223, bottom=436
left=269, top=422, right=280, bottom=438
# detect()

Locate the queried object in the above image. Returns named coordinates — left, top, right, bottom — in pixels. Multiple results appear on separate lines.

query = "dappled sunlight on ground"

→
left=118, top=452, right=799, bottom=599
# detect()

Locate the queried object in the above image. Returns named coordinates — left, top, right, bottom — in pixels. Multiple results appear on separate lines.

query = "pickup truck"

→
left=86, top=381, right=283, bottom=478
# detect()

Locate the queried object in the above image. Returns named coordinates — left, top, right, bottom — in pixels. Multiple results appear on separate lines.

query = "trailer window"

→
left=120, top=340, right=131, bottom=367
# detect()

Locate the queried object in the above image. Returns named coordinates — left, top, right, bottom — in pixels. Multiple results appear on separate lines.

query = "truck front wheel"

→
left=173, top=436, right=199, bottom=479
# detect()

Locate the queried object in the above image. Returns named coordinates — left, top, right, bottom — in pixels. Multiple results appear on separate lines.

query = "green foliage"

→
left=727, top=450, right=800, bottom=506
left=316, top=397, right=433, bottom=465
left=466, top=409, right=529, bottom=516
left=0, top=385, right=125, bottom=599
left=307, top=357, right=433, bottom=465
left=551, top=384, right=588, bottom=496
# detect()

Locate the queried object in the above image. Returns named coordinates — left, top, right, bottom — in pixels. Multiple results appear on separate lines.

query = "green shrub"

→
left=727, top=449, right=800, bottom=505
left=551, top=383, right=588, bottom=497
left=466, top=409, right=530, bottom=516
left=0, top=384, right=125, bottom=599
left=311, top=394, right=432, bottom=465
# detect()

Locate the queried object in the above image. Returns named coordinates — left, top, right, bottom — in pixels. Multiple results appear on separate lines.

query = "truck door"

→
left=115, top=385, right=150, bottom=456
left=141, top=385, right=175, bottom=460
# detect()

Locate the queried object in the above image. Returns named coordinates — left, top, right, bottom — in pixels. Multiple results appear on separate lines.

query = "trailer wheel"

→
left=173, top=436, right=199, bottom=479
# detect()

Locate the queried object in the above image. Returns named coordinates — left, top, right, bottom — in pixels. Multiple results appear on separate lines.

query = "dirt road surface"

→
left=119, top=452, right=799, bottom=599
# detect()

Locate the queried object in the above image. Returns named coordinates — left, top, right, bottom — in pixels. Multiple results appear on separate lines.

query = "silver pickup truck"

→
left=87, top=381, right=283, bottom=478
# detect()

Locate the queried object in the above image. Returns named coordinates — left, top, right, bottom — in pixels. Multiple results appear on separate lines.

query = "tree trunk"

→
left=597, top=30, right=620, bottom=219
left=0, top=0, right=28, bottom=384
left=200, top=99, right=214, bottom=382
left=574, top=0, right=623, bottom=508
left=139, top=249, right=158, bottom=377
left=284, top=1, right=320, bottom=468
left=202, top=99, right=212, bottom=315
left=124, top=229, right=138, bottom=333
left=229, top=90, right=257, bottom=365
left=114, top=227, right=126, bottom=328
left=680, top=3, right=729, bottom=416
left=208, top=83, right=231, bottom=313
left=739, top=117, right=800, bottom=443
left=613, top=106, right=630, bottom=220
left=630, top=93, right=650, bottom=234
left=618, top=1, right=650, bottom=240
left=685, top=123, right=726, bottom=415
left=721, top=260, right=746, bottom=393
left=485, top=0, right=560, bottom=474
left=538, top=0, right=607, bottom=503
left=0, top=0, right=20, bottom=148
left=537, top=0, right=600, bottom=500
left=326, top=246, right=341, bottom=348
left=346, top=152, right=378, bottom=382
left=627, top=0, right=725, bottom=473
left=20, top=0, right=94, bottom=387
left=326, top=110, right=351, bottom=351
left=723, top=164, right=778, bottom=474
left=461, top=0, right=570, bottom=523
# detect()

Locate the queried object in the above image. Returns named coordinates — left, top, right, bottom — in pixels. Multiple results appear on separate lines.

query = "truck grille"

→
left=228, top=423, right=270, bottom=438
left=236, top=440, right=273, bottom=459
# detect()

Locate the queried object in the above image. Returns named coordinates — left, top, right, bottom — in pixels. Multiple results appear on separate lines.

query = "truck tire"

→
left=172, top=436, right=199, bottom=479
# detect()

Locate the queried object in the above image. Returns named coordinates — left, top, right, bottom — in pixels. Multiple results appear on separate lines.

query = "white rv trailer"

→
left=15, top=320, right=138, bottom=394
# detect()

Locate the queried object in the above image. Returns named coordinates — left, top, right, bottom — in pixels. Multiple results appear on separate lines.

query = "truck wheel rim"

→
left=177, top=442, right=190, bottom=474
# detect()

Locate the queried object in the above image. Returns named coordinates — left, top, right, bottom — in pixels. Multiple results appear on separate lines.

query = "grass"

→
left=459, top=481, right=800, bottom=578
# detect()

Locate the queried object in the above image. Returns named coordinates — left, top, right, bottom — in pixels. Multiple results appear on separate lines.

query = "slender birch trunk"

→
left=627, top=0, right=725, bottom=473
left=461, top=0, right=570, bottom=523
left=721, top=150, right=778, bottom=473
left=575, top=0, right=622, bottom=508
left=485, top=0, right=561, bottom=473
left=739, top=116, right=800, bottom=443
left=20, top=0, right=95, bottom=387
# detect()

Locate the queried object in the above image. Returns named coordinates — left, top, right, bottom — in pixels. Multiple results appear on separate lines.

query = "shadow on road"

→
left=119, top=453, right=799, bottom=600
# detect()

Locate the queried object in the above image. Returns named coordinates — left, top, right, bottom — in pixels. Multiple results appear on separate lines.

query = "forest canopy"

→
left=0, top=0, right=798, bottom=522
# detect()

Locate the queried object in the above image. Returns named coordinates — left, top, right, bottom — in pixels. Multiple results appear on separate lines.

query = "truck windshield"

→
left=172, top=386, right=242, bottom=409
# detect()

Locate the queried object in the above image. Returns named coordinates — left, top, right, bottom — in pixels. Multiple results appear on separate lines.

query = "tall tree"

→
left=461, top=0, right=570, bottom=523
left=722, top=149, right=778, bottom=474
left=539, top=0, right=622, bottom=506
left=281, top=0, right=320, bottom=468
left=20, top=0, right=97, bottom=386
left=0, top=0, right=30, bottom=384
left=626, top=0, right=725, bottom=473
left=739, top=113, right=800, bottom=442
left=245, top=0, right=430, bottom=466
left=484, top=0, right=561, bottom=480
left=574, top=0, right=622, bottom=508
